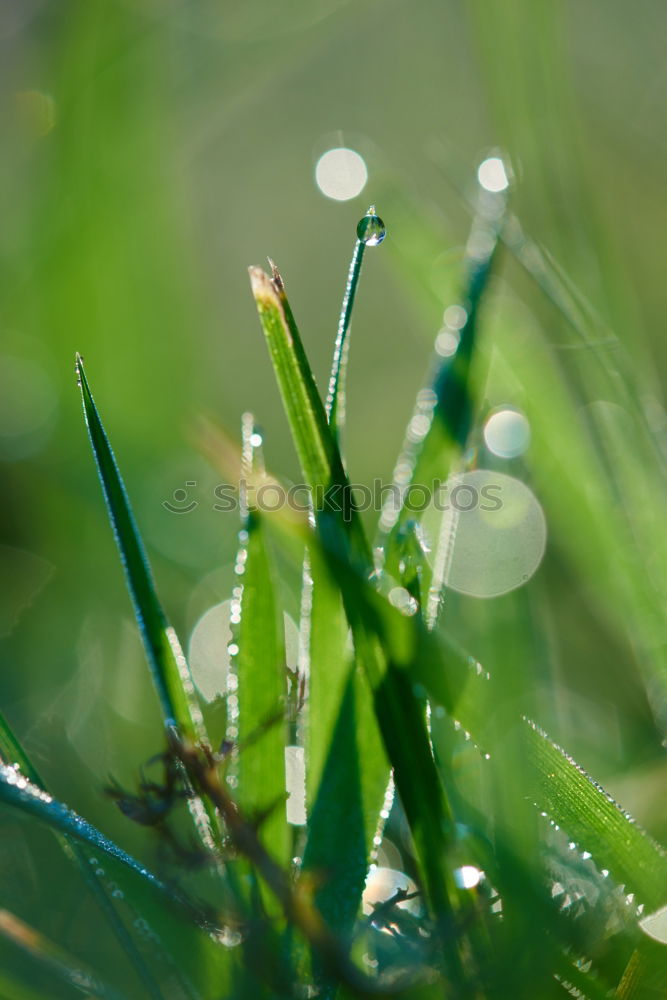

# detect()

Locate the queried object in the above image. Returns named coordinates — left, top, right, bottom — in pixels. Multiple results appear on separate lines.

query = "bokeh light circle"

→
left=477, top=156, right=509, bottom=193
left=483, top=408, right=531, bottom=459
left=423, top=469, right=547, bottom=598
left=315, top=147, right=368, bottom=201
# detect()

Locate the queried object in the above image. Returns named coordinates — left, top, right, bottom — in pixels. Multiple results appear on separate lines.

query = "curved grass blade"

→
left=0, top=708, right=167, bottom=1000
left=325, top=206, right=385, bottom=446
left=0, top=761, right=171, bottom=900
left=0, top=758, right=236, bottom=997
left=326, top=235, right=363, bottom=442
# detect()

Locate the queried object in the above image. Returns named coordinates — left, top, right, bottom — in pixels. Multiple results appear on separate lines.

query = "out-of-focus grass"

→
left=3, top=0, right=667, bottom=994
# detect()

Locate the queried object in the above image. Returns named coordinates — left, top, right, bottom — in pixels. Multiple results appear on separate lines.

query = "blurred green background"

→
left=3, top=0, right=667, bottom=985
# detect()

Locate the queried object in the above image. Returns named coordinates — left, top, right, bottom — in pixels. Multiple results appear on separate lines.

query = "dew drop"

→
left=220, top=928, right=243, bottom=948
left=356, top=207, right=386, bottom=247
left=388, top=586, right=418, bottom=616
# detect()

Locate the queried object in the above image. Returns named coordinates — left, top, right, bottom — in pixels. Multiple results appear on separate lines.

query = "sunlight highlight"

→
left=477, top=156, right=509, bottom=193
left=484, top=408, right=531, bottom=459
left=315, top=147, right=368, bottom=201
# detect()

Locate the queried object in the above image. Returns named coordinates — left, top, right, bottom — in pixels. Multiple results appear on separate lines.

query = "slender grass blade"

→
left=75, top=355, right=204, bottom=743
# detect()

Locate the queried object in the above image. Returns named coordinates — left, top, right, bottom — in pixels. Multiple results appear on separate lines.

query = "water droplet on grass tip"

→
left=357, top=208, right=386, bottom=246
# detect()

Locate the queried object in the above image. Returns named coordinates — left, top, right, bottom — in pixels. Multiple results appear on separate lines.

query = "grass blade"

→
left=524, top=719, right=667, bottom=911
left=234, top=417, right=289, bottom=868
left=0, top=707, right=168, bottom=1000
left=0, top=753, right=235, bottom=998
left=247, top=265, right=369, bottom=566
left=249, top=265, right=463, bottom=966
left=341, top=549, right=667, bottom=909
left=0, top=761, right=172, bottom=899
left=75, top=355, right=222, bottom=860
left=302, top=547, right=389, bottom=941
left=378, top=187, right=506, bottom=612
left=325, top=206, right=385, bottom=446
left=75, top=354, right=205, bottom=744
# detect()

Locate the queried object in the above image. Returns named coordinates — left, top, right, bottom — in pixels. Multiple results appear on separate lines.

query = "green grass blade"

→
left=379, top=191, right=506, bottom=598
left=249, top=268, right=462, bottom=961
left=304, top=551, right=354, bottom=811
left=76, top=355, right=223, bottom=865
left=302, top=549, right=389, bottom=940
left=0, top=761, right=171, bottom=899
left=235, top=509, right=289, bottom=867
left=0, top=755, right=235, bottom=998
left=524, top=719, right=667, bottom=911
left=325, top=234, right=365, bottom=443
left=0, top=707, right=168, bottom=1000
left=317, top=542, right=667, bottom=912
left=75, top=354, right=205, bottom=743
left=302, top=666, right=385, bottom=938
left=248, top=266, right=338, bottom=494
left=248, top=266, right=369, bottom=566
left=325, top=207, right=384, bottom=446
left=233, top=416, right=288, bottom=868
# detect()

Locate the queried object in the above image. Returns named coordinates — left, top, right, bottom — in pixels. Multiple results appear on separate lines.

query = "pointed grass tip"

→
left=267, top=257, right=284, bottom=292
left=249, top=264, right=283, bottom=306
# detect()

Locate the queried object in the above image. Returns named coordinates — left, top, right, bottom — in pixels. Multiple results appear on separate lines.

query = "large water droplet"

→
left=357, top=208, right=386, bottom=246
